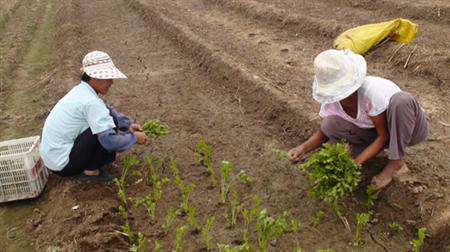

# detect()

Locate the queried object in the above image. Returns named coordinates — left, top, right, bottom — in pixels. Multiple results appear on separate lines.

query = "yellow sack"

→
left=333, top=18, right=418, bottom=55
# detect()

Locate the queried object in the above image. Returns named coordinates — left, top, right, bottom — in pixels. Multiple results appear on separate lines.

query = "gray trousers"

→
left=320, top=92, right=429, bottom=160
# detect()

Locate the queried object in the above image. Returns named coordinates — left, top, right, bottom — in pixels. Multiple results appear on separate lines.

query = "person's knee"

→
left=321, top=116, right=344, bottom=137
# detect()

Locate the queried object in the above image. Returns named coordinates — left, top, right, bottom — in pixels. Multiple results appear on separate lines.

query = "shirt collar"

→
left=80, top=81, right=99, bottom=96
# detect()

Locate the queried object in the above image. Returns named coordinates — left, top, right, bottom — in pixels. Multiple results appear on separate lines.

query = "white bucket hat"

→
left=81, top=51, right=127, bottom=79
left=312, top=49, right=366, bottom=104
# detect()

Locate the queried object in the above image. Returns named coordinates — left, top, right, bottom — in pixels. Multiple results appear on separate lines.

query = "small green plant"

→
left=174, top=225, right=188, bottom=252
left=311, top=210, right=325, bottom=227
left=236, top=170, right=253, bottom=185
left=316, top=249, right=334, bottom=252
left=217, top=243, right=251, bottom=252
left=364, top=185, right=378, bottom=209
left=154, top=240, right=162, bottom=252
left=350, top=212, right=371, bottom=247
left=293, top=248, right=304, bottom=252
left=220, top=160, right=234, bottom=204
left=255, top=209, right=294, bottom=252
left=201, top=217, right=215, bottom=250
left=180, top=183, right=195, bottom=213
left=119, top=205, right=134, bottom=244
left=187, top=205, right=201, bottom=231
left=142, top=119, right=169, bottom=136
left=162, top=207, right=180, bottom=235
left=230, top=192, right=243, bottom=227
left=242, top=196, right=261, bottom=243
left=194, top=139, right=217, bottom=187
left=410, top=227, right=426, bottom=252
left=299, top=143, right=361, bottom=215
left=130, top=232, right=146, bottom=252
left=135, top=194, right=157, bottom=222
left=388, top=222, right=404, bottom=233
left=272, top=148, right=288, bottom=160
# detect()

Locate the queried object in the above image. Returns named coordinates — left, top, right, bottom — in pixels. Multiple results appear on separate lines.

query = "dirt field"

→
left=0, top=0, right=448, bottom=251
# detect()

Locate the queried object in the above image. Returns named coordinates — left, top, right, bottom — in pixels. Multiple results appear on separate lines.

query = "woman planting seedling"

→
left=288, top=49, right=429, bottom=189
left=40, top=51, right=147, bottom=181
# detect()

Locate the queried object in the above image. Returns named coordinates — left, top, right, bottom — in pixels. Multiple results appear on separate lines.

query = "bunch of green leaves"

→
left=299, top=143, right=361, bottom=214
left=236, top=170, right=253, bottom=185
left=187, top=205, right=200, bottom=231
left=217, top=243, right=251, bottom=252
left=201, top=217, right=215, bottom=250
left=180, top=183, right=195, bottom=213
left=142, top=119, right=169, bottom=136
left=410, top=227, right=426, bottom=252
left=119, top=154, right=140, bottom=187
left=194, top=139, right=217, bottom=187
left=364, top=185, right=378, bottom=209
left=220, top=161, right=234, bottom=204
left=135, top=194, right=157, bottom=222
left=242, top=196, right=261, bottom=243
left=230, top=192, right=243, bottom=227
left=311, top=210, right=325, bottom=227
left=255, top=209, right=296, bottom=252
left=388, top=222, right=404, bottom=233
left=174, top=225, right=188, bottom=252
left=162, top=207, right=180, bottom=236
left=119, top=205, right=134, bottom=244
left=350, top=212, right=371, bottom=247
left=144, top=155, right=170, bottom=201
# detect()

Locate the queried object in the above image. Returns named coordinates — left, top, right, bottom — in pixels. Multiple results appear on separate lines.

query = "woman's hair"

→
left=81, top=72, right=91, bottom=82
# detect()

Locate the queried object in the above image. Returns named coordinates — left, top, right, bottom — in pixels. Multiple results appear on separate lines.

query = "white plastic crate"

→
left=0, top=136, right=49, bottom=203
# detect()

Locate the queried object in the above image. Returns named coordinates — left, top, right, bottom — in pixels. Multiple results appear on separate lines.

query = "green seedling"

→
left=300, top=143, right=361, bottom=215
left=154, top=240, right=162, bottom=252
left=293, top=248, right=304, bottom=252
left=311, top=210, right=325, bottom=227
left=220, top=160, right=234, bottom=204
left=174, top=225, right=188, bottom=252
left=230, top=192, right=243, bottom=227
left=255, top=209, right=293, bottom=252
left=317, top=249, right=334, bottom=252
left=180, top=183, right=195, bottom=213
left=236, top=170, right=253, bottom=185
left=130, top=232, right=147, bottom=252
left=131, top=169, right=143, bottom=179
left=364, top=185, right=378, bottom=209
left=410, top=227, right=426, bottom=252
left=388, top=222, right=404, bottom=233
left=135, top=194, right=157, bottom=222
left=113, top=178, right=128, bottom=205
left=170, top=157, right=185, bottom=190
left=350, top=212, right=371, bottom=247
left=201, top=217, right=215, bottom=250
left=194, top=139, right=217, bottom=187
left=142, top=119, right=169, bottom=136
left=162, top=207, right=180, bottom=235
left=217, top=243, right=251, bottom=252
left=272, top=148, right=288, bottom=160
left=119, top=205, right=134, bottom=244
left=187, top=205, right=201, bottom=231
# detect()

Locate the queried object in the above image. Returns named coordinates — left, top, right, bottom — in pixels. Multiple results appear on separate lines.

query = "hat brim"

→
left=312, top=51, right=366, bottom=104
left=84, top=65, right=127, bottom=80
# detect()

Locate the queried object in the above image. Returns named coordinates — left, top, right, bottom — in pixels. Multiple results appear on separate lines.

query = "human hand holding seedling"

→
left=134, top=131, right=148, bottom=144
left=287, top=145, right=307, bottom=163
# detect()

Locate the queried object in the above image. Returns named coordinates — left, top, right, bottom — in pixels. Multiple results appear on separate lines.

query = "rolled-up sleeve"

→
left=106, top=105, right=133, bottom=131
left=98, top=128, right=137, bottom=152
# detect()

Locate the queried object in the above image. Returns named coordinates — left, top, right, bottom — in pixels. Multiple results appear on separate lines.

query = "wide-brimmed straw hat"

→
left=81, top=51, right=127, bottom=79
left=312, top=49, right=366, bottom=104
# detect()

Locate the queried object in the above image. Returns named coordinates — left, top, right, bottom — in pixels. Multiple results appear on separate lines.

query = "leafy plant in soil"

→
left=388, top=222, right=404, bottom=233
left=217, top=243, right=251, bottom=252
left=220, top=160, right=234, bottom=204
left=230, top=191, right=243, bottom=227
left=272, top=148, right=288, bottom=160
left=201, top=216, right=215, bottom=250
left=162, top=207, right=180, bottom=236
left=180, top=183, right=195, bottom=213
left=153, top=240, right=162, bottom=252
left=174, top=225, right=188, bottom=252
left=364, top=185, right=378, bottom=209
left=130, top=232, right=146, bottom=252
left=186, top=205, right=201, bottom=232
left=194, top=138, right=217, bottom=187
left=236, top=170, right=253, bottom=185
left=119, top=204, right=134, bottom=244
left=410, top=227, right=426, bottom=252
left=350, top=212, right=371, bottom=247
left=142, top=119, right=169, bottom=136
left=299, top=142, right=361, bottom=214
left=135, top=194, right=157, bottom=222
left=255, top=209, right=296, bottom=252
left=311, top=209, right=325, bottom=227
left=242, top=195, right=261, bottom=243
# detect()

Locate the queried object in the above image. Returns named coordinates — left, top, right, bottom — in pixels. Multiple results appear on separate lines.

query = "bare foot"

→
left=371, top=159, right=404, bottom=190
left=84, top=169, right=100, bottom=176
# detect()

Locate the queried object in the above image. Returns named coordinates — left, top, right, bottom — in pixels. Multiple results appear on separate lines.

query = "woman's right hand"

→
left=287, top=145, right=307, bottom=163
left=134, top=131, right=148, bottom=144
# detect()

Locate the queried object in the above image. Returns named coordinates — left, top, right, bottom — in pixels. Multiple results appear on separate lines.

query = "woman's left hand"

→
left=130, top=123, right=142, bottom=132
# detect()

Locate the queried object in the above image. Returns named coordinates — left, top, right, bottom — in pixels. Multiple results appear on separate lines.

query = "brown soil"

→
left=0, top=0, right=448, bottom=251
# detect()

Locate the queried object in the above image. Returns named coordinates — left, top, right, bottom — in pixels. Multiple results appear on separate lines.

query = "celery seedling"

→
left=217, top=243, right=250, bottom=252
left=154, top=240, right=161, bottom=252
left=311, top=210, right=325, bottom=227
left=162, top=207, right=180, bottom=235
left=272, top=148, right=288, bottom=160
left=364, top=185, right=378, bottom=209
left=255, top=209, right=292, bottom=252
left=187, top=205, right=201, bottom=231
left=142, top=119, right=169, bottom=136
left=410, top=227, right=426, bottom=252
left=236, top=170, right=253, bottom=185
left=119, top=205, right=134, bottom=244
left=230, top=192, right=243, bottom=227
left=220, top=161, right=234, bottom=204
left=388, top=222, right=404, bottom=233
left=180, top=183, right=195, bottom=213
left=350, top=212, right=371, bottom=246
left=201, top=217, right=215, bottom=250
left=195, top=139, right=217, bottom=187
left=174, top=225, right=188, bottom=252
left=130, top=232, right=146, bottom=252
left=135, top=194, right=157, bottom=222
